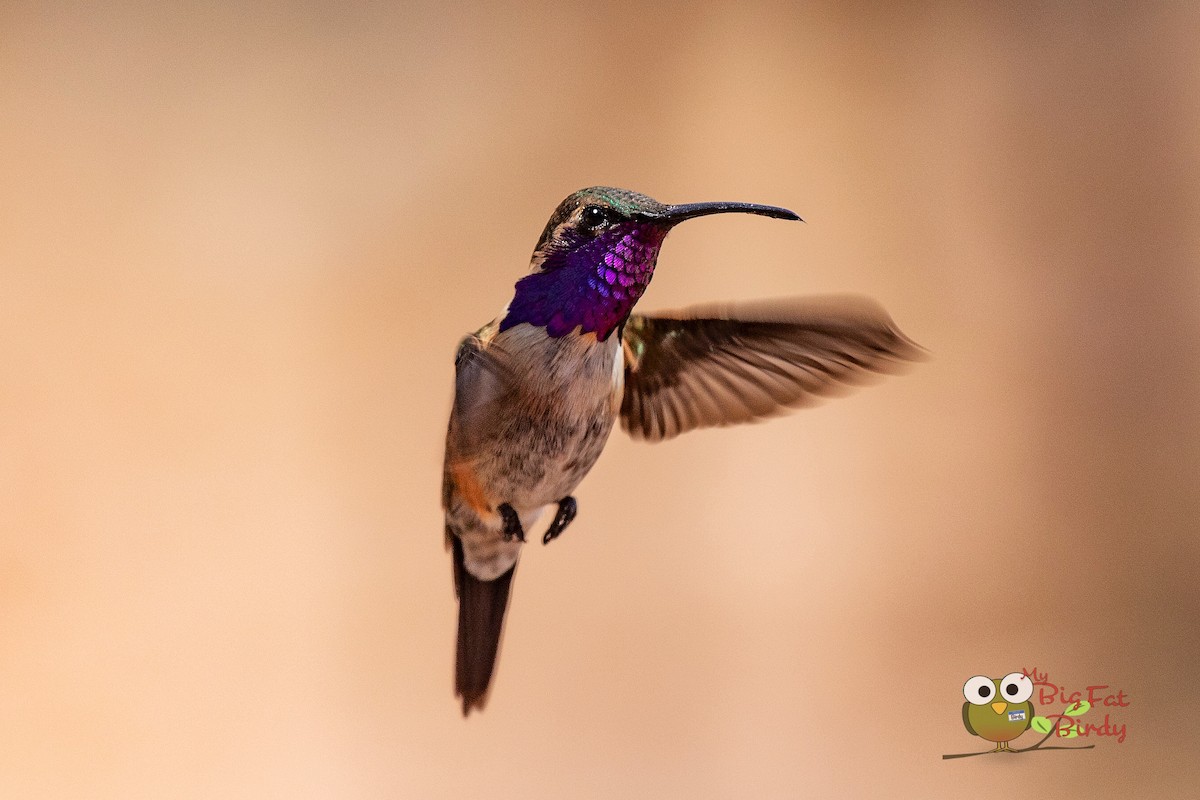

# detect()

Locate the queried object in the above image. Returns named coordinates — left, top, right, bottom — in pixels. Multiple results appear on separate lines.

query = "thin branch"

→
left=1022, top=745, right=1096, bottom=751
left=941, top=750, right=996, bottom=761
left=942, top=744, right=1094, bottom=760
left=943, top=704, right=1096, bottom=760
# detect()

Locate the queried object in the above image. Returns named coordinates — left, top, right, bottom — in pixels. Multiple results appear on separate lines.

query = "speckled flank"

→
left=444, top=325, right=622, bottom=580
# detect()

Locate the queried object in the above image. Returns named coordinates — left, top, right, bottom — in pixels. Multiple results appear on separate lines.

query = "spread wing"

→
left=620, top=296, right=924, bottom=441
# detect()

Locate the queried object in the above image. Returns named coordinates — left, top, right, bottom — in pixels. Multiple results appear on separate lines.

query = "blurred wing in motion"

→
left=619, top=295, right=924, bottom=441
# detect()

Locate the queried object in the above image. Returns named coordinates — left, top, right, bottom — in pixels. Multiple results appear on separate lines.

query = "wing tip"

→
left=881, top=326, right=930, bottom=365
left=618, top=294, right=926, bottom=441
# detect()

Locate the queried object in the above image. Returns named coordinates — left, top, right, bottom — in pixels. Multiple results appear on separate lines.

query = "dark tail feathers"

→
left=451, top=535, right=516, bottom=716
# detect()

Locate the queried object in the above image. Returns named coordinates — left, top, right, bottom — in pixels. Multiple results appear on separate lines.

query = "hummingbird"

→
left=442, top=187, right=922, bottom=715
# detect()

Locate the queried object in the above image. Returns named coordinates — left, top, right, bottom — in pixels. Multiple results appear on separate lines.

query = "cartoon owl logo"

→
left=962, top=672, right=1035, bottom=752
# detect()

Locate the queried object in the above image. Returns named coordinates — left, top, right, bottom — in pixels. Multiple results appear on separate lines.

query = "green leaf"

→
left=1031, top=717, right=1054, bottom=734
left=1062, top=727, right=1079, bottom=739
left=1064, top=701, right=1091, bottom=717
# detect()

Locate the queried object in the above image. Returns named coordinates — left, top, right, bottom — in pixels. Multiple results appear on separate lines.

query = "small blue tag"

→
left=1008, top=710, right=1026, bottom=721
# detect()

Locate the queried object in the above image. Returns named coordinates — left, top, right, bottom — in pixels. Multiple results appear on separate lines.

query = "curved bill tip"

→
left=657, top=201, right=802, bottom=224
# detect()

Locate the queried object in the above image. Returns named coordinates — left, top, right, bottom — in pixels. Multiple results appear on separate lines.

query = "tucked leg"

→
left=498, top=503, right=525, bottom=542
left=542, top=496, right=578, bottom=545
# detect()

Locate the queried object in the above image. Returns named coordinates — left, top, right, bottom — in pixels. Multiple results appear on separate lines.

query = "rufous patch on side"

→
left=450, top=461, right=492, bottom=517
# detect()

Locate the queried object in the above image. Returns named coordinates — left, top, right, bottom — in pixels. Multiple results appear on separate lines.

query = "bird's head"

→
left=964, top=673, right=1035, bottom=716
left=500, top=187, right=799, bottom=340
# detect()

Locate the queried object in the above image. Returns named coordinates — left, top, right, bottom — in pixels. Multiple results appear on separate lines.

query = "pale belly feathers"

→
left=446, top=323, right=623, bottom=579
left=477, top=323, right=623, bottom=509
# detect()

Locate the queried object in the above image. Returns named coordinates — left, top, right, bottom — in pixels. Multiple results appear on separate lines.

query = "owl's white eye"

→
left=963, top=675, right=996, bottom=705
left=999, top=672, right=1034, bottom=703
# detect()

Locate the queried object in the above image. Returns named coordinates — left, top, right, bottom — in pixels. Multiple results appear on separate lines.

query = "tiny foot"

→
left=542, top=496, right=577, bottom=545
left=498, top=503, right=525, bottom=542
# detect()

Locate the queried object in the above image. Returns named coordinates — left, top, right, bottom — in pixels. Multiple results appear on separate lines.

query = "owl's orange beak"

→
left=991, top=702, right=1008, bottom=715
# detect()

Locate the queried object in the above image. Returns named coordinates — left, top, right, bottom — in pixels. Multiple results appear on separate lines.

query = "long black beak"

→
left=654, top=201, right=801, bottom=225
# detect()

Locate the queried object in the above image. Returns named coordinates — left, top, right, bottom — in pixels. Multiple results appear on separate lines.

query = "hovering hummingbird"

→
left=442, top=187, right=922, bottom=715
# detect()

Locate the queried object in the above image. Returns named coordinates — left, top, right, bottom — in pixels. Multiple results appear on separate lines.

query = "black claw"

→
left=542, top=496, right=577, bottom=545
left=498, top=503, right=525, bottom=542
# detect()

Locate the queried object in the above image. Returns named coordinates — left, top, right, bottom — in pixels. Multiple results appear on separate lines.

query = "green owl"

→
left=962, top=672, right=1035, bottom=752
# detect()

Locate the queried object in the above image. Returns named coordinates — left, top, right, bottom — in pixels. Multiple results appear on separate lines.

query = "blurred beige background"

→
left=2, top=1, right=1197, bottom=797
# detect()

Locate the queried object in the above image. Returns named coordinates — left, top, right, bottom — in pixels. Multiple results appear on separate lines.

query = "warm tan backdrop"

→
left=2, top=2, right=1197, bottom=797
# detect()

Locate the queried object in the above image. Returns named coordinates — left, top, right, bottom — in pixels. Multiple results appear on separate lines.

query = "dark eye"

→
left=580, top=205, right=609, bottom=231
left=963, top=676, right=994, bottom=705
left=1000, top=672, right=1033, bottom=702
